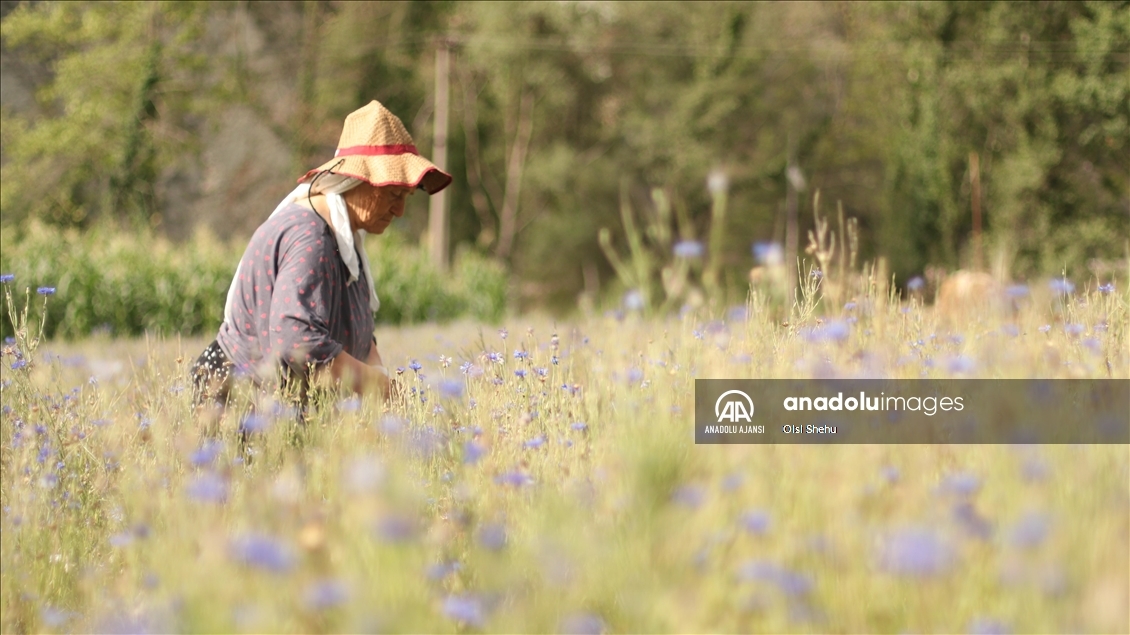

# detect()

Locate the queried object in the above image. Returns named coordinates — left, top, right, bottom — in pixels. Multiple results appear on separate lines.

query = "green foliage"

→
left=1, top=1, right=1126, bottom=310
left=365, top=230, right=509, bottom=325
left=0, top=223, right=236, bottom=339
left=865, top=1, right=1130, bottom=279
left=0, top=1, right=211, bottom=227
left=0, top=224, right=508, bottom=340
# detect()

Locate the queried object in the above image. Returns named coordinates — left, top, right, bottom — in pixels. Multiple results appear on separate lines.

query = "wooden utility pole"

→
left=784, top=135, right=803, bottom=297
left=429, top=38, right=450, bottom=271
left=969, top=151, right=982, bottom=271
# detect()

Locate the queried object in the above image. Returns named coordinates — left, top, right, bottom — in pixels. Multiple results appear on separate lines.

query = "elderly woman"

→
left=191, top=101, right=451, bottom=408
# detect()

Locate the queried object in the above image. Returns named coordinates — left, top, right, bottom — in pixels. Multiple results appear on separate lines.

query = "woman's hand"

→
left=324, top=350, right=391, bottom=400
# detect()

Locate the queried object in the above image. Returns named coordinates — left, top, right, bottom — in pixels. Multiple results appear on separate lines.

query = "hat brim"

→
left=300, top=153, right=453, bottom=195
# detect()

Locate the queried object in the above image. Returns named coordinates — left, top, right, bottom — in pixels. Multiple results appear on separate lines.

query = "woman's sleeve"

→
left=267, top=228, right=343, bottom=374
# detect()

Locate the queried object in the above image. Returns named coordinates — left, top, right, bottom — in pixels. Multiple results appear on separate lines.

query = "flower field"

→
left=1, top=279, right=1127, bottom=634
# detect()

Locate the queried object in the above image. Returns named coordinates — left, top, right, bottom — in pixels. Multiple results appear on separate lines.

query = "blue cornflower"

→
left=810, top=269, right=823, bottom=279
left=460, top=361, right=473, bottom=374
left=752, top=242, right=783, bottom=266
left=1021, top=456, right=1049, bottom=482
left=438, top=378, right=464, bottom=399
left=189, top=439, right=223, bottom=467
left=109, top=532, right=136, bottom=548
left=738, top=509, right=771, bottom=535
left=39, top=607, right=71, bottom=628
left=425, top=561, right=462, bottom=581
left=623, top=289, right=645, bottom=311
left=0, top=274, right=13, bottom=284
left=907, top=276, right=925, bottom=292
left=952, top=502, right=993, bottom=540
left=10, top=360, right=27, bottom=370
left=238, top=414, right=271, bottom=434
left=513, top=350, right=528, bottom=360
left=947, top=355, right=977, bottom=375
left=844, top=301, right=857, bottom=311
left=495, top=470, right=533, bottom=487
left=1006, top=284, right=1029, bottom=299
left=463, top=441, right=486, bottom=465
left=442, top=594, right=486, bottom=627
left=409, top=360, right=423, bottom=372
left=939, top=472, right=981, bottom=498
left=735, top=560, right=813, bottom=597
left=303, top=578, right=350, bottom=611
left=498, top=328, right=508, bottom=340
left=477, top=523, right=507, bottom=551
left=186, top=472, right=228, bottom=503
left=551, top=355, right=559, bottom=365
left=571, top=422, right=588, bottom=432
left=721, top=472, right=744, bottom=491
left=487, top=352, right=503, bottom=364
left=523, top=435, right=545, bottom=449
left=37, top=287, right=56, bottom=295
left=803, top=320, right=850, bottom=343
left=1048, top=277, right=1074, bottom=295
left=1008, top=511, right=1051, bottom=549
left=1098, top=282, right=1115, bottom=294
left=559, top=613, right=607, bottom=635
left=378, top=414, right=405, bottom=435
left=1063, top=323, right=1084, bottom=336
left=1038, top=324, right=1051, bottom=333
left=375, top=510, right=420, bottom=542
left=534, top=367, right=548, bottom=377
left=408, top=427, right=445, bottom=459
left=967, top=617, right=1012, bottom=635
left=671, top=485, right=705, bottom=509
left=375, top=515, right=418, bottom=543
left=876, top=527, right=955, bottom=577
left=673, top=240, right=704, bottom=259
left=229, top=533, right=295, bottom=573
left=514, top=369, right=527, bottom=379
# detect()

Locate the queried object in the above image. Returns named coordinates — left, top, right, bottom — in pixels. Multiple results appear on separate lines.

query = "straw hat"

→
left=299, top=100, right=452, bottom=195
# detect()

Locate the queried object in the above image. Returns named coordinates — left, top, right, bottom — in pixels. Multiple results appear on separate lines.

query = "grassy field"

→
left=1, top=281, right=1128, bottom=633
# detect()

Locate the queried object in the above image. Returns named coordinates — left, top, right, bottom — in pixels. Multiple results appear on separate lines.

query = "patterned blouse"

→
left=216, top=203, right=373, bottom=381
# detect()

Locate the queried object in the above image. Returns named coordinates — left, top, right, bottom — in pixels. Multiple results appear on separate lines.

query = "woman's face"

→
left=343, top=183, right=414, bottom=234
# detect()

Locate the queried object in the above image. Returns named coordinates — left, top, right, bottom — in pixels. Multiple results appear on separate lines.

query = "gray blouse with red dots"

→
left=216, top=203, right=374, bottom=381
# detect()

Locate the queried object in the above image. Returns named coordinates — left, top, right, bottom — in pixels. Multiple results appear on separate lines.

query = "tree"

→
left=1, top=1, right=210, bottom=228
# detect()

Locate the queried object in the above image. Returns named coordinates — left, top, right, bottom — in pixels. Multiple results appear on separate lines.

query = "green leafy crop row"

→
left=0, top=223, right=508, bottom=340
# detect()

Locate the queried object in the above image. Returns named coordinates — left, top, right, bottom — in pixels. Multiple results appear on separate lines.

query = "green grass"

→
left=1, top=280, right=1128, bottom=633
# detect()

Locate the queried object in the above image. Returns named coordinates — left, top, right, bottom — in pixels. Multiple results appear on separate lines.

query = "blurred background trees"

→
left=2, top=0, right=1126, bottom=314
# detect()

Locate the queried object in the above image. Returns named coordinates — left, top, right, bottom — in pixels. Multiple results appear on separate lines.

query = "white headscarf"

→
left=223, top=174, right=380, bottom=329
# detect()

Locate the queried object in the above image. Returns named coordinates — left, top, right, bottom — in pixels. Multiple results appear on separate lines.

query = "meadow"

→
left=1, top=274, right=1128, bottom=634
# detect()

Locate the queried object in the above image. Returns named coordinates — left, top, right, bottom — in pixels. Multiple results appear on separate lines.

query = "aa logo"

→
left=715, top=389, right=754, bottom=423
